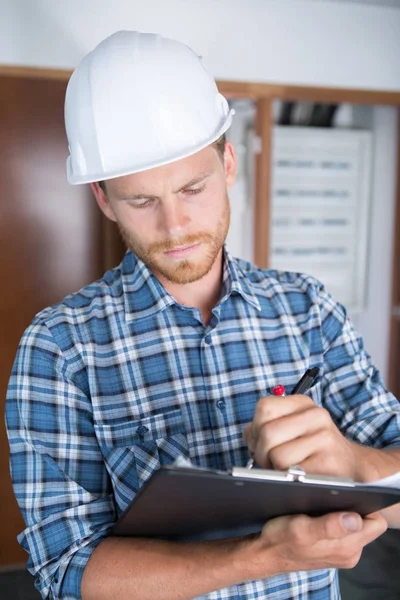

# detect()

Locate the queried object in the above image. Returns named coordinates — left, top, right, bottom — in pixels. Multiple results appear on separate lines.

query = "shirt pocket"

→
left=94, top=408, right=189, bottom=512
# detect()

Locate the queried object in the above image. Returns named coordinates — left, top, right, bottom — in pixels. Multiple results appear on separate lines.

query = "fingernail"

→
left=341, top=513, right=362, bottom=532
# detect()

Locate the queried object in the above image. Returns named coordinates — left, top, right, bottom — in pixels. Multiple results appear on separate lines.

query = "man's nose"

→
left=159, top=198, right=190, bottom=234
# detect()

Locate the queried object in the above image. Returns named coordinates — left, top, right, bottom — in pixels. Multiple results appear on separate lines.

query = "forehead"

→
left=108, top=145, right=220, bottom=197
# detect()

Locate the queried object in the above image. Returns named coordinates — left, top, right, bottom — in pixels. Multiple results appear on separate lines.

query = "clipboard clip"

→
left=231, top=465, right=356, bottom=487
left=286, top=465, right=306, bottom=482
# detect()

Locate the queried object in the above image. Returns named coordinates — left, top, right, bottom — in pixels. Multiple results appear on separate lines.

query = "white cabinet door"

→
left=270, top=127, right=372, bottom=311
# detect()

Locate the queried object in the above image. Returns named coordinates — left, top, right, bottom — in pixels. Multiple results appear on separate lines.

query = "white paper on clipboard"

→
left=358, top=471, right=400, bottom=489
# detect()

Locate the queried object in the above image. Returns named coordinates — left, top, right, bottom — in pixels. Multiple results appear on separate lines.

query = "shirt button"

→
left=204, top=335, right=212, bottom=345
left=216, top=399, right=226, bottom=409
left=136, top=425, right=149, bottom=437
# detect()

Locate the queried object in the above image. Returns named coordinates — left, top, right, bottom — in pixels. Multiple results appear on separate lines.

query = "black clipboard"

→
left=112, top=465, right=400, bottom=542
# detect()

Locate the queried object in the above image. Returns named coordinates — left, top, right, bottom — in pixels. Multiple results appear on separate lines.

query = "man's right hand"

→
left=246, top=510, right=387, bottom=578
left=81, top=511, right=388, bottom=600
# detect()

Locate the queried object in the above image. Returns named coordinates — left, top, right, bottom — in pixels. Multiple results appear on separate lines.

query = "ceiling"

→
left=312, top=0, right=400, bottom=8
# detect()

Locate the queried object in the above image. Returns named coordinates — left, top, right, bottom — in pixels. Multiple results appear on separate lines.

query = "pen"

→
left=246, top=366, right=320, bottom=469
left=291, top=366, right=320, bottom=395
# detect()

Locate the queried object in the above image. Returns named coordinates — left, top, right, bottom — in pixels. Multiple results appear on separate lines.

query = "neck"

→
left=156, top=249, right=224, bottom=325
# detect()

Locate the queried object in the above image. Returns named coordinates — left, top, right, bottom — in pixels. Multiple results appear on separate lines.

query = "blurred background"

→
left=1, top=1, right=400, bottom=598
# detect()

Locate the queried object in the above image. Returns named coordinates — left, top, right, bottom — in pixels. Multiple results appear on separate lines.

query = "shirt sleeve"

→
left=5, top=317, right=116, bottom=599
left=317, top=285, right=400, bottom=447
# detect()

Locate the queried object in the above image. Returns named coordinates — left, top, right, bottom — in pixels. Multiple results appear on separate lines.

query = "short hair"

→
left=98, top=133, right=227, bottom=194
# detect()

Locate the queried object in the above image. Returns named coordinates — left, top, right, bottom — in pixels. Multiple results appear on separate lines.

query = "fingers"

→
left=243, top=395, right=358, bottom=478
left=359, top=511, right=388, bottom=543
left=262, top=511, right=387, bottom=550
left=244, top=399, right=335, bottom=470
left=312, top=512, right=363, bottom=541
left=258, top=433, right=322, bottom=471
left=303, top=511, right=387, bottom=550
left=262, top=512, right=359, bottom=546
left=244, top=395, right=315, bottom=452
left=242, top=423, right=254, bottom=452
left=253, top=395, right=315, bottom=430
left=306, top=510, right=387, bottom=545
left=251, top=409, right=331, bottom=467
left=257, top=511, right=388, bottom=575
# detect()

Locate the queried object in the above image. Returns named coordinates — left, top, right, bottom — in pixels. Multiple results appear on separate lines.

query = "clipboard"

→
left=112, top=465, right=400, bottom=542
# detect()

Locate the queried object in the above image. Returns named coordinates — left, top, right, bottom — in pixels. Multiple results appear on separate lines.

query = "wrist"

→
left=231, top=533, right=281, bottom=582
left=350, top=443, right=400, bottom=483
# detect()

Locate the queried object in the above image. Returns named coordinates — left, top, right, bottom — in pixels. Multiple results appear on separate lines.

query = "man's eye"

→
left=185, top=186, right=205, bottom=195
left=130, top=199, right=154, bottom=209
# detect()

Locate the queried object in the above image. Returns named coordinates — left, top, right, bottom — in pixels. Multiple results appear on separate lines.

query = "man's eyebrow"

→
left=115, top=170, right=214, bottom=201
left=116, top=192, right=158, bottom=201
left=173, top=170, right=214, bottom=193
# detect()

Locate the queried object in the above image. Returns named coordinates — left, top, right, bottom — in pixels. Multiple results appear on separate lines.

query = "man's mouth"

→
left=163, top=243, right=201, bottom=257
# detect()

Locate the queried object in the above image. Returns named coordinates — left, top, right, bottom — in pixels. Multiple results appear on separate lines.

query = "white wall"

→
left=2, top=0, right=400, bottom=90
left=1, top=0, right=399, bottom=378
left=351, top=107, right=398, bottom=377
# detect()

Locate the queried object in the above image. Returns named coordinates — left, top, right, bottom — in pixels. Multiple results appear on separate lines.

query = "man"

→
left=5, top=30, right=400, bottom=600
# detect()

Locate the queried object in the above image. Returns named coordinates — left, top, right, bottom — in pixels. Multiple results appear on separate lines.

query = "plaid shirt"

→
left=6, top=249, right=400, bottom=600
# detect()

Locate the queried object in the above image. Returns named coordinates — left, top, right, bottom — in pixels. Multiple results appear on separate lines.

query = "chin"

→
left=157, top=257, right=216, bottom=285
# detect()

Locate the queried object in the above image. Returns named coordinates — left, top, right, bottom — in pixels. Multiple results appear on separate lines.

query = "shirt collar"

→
left=222, top=249, right=261, bottom=311
left=121, top=251, right=176, bottom=322
left=121, top=247, right=260, bottom=322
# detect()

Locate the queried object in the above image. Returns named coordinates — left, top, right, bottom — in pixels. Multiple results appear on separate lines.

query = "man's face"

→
left=94, top=142, right=236, bottom=285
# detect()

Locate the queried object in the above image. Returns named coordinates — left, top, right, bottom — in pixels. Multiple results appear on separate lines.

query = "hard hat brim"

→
left=67, top=110, right=234, bottom=185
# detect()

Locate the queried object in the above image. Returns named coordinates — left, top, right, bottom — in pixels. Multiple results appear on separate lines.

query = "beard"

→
left=117, top=196, right=230, bottom=285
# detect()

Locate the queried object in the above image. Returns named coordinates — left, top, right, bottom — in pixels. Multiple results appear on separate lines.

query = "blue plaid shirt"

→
left=6, top=249, right=400, bottom=600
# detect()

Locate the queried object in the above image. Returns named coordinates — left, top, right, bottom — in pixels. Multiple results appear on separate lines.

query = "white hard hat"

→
left=65, top=31, right=234, bottom=185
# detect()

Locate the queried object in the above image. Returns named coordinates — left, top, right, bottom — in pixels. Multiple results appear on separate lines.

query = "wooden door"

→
left=0, top=74, right=105, bottom=566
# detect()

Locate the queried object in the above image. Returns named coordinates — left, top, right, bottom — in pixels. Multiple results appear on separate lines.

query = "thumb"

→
left=312, top=512, right=363, bottom=541
left=261, top=512, right=363, bottom=546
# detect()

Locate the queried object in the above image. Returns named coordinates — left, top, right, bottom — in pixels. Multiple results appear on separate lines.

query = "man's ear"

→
left=223, top=141, right=237, bottom=191
left=90, top=182, right=117, bottom=222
